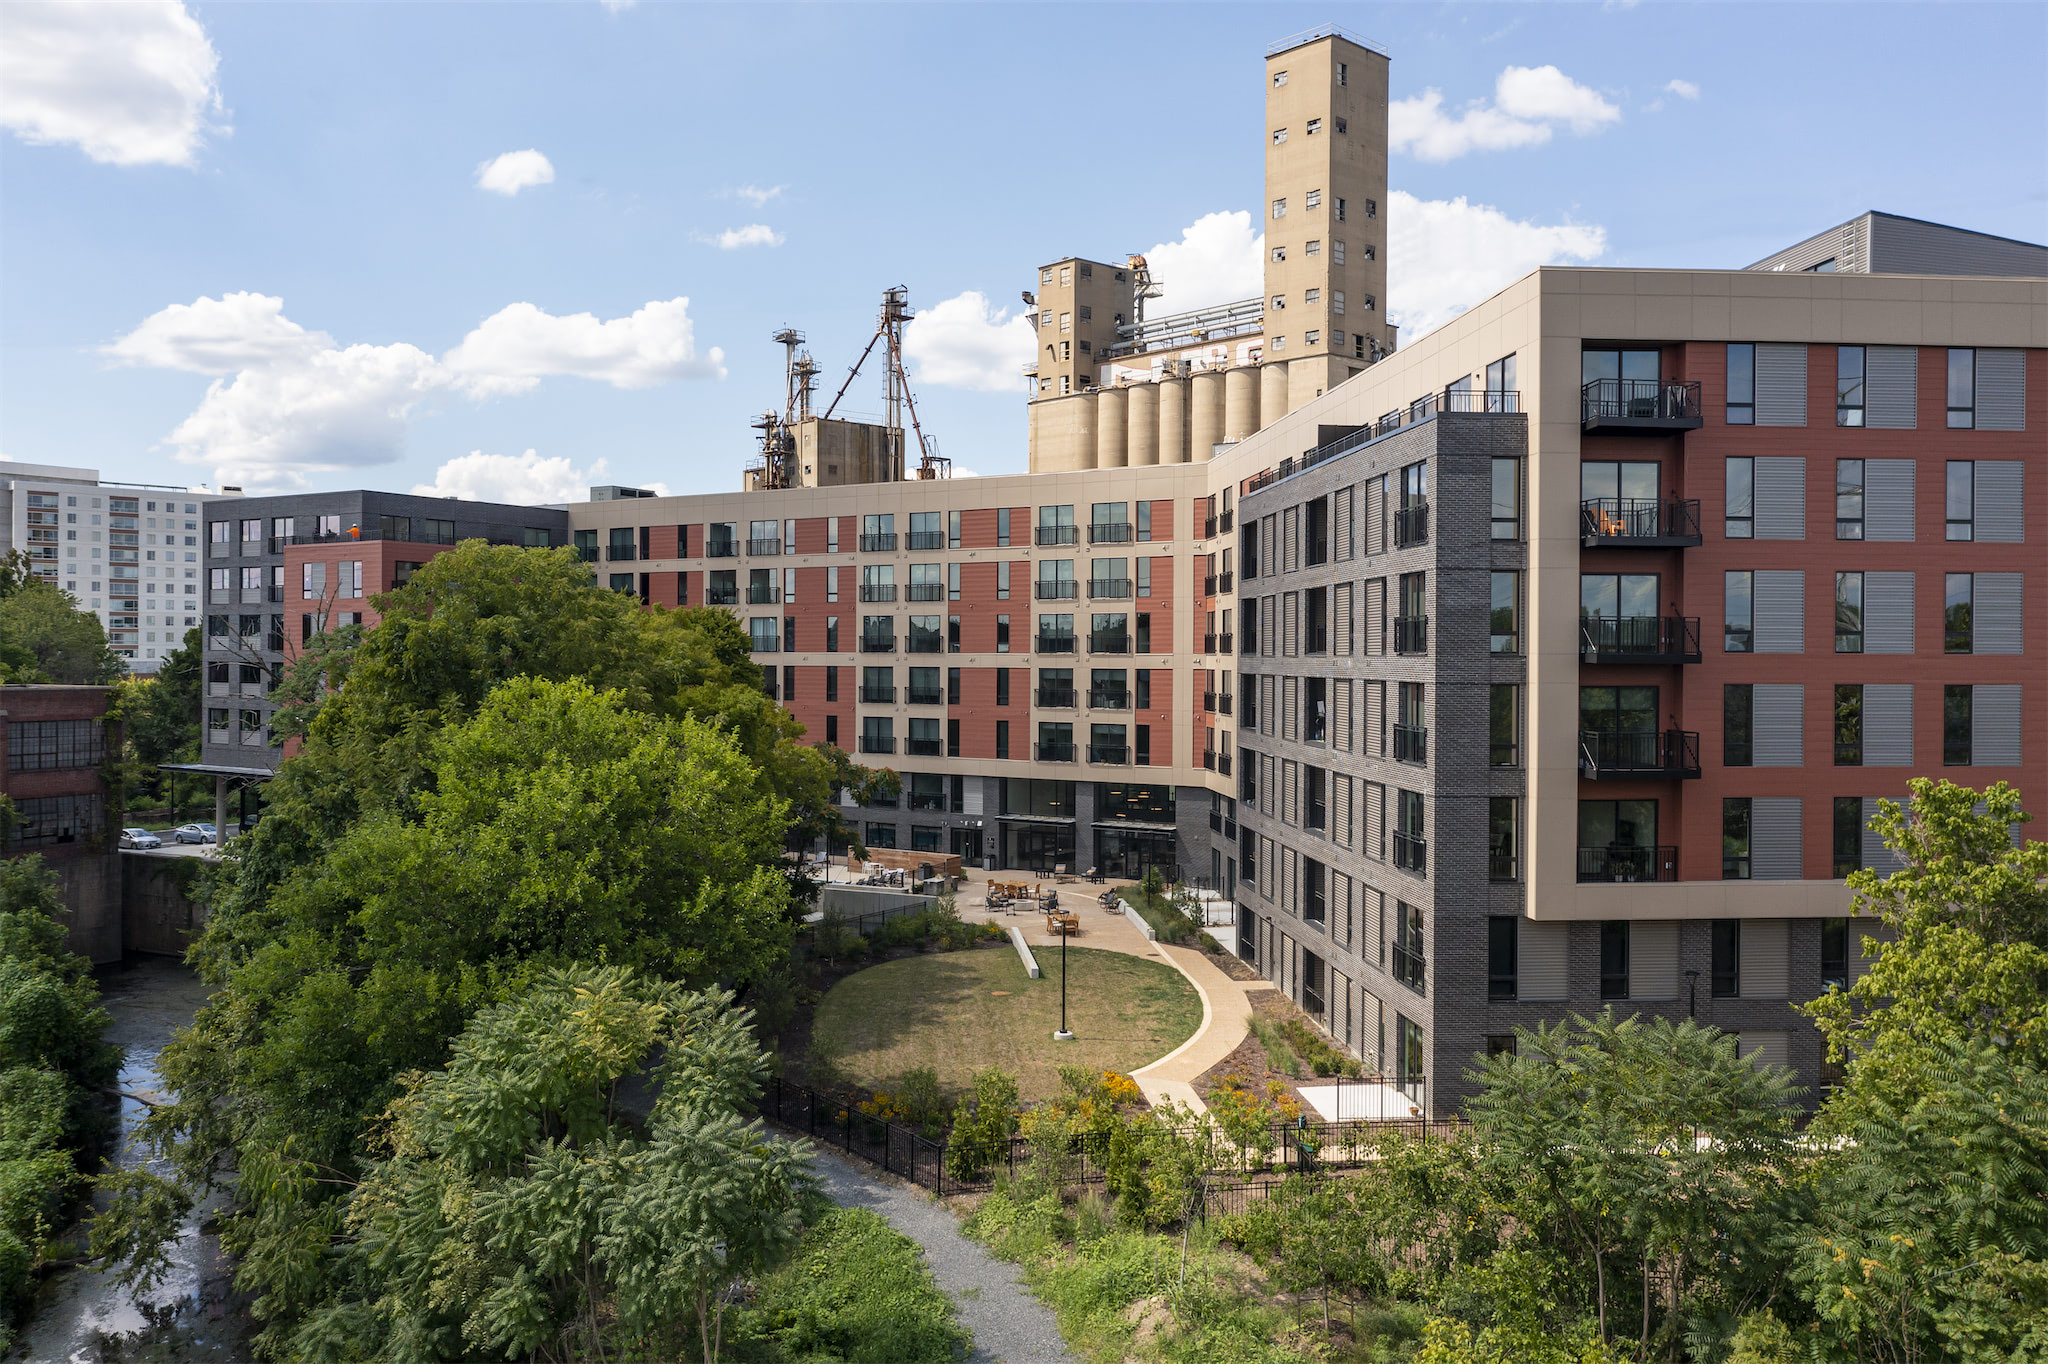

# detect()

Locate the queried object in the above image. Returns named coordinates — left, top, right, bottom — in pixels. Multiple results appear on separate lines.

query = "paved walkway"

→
left=967, top=883, right=1271, bottom=1116
left=809, top=1144, right=1074, bottom=1364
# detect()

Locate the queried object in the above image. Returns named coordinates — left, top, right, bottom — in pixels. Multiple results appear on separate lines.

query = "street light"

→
left=1053, top=929, right=1074, bottom=1041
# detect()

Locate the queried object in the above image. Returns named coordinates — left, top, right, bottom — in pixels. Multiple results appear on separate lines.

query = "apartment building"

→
left=0, top=462, right=228, bottom=673
left=195, top=490, right=567, bottom=768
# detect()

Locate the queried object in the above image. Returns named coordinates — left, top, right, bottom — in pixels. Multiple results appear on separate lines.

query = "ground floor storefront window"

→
left=1093, top=825, right=1176, bottom=882
left=1002, top=820, right=1074, bottom=873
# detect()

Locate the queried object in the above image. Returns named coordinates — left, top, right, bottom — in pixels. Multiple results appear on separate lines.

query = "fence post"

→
left=844, top=1103, right=852, bottom=1153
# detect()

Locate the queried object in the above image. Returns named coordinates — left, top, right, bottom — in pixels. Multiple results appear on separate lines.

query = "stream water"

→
left=16, top=958, right=251, bottom=1364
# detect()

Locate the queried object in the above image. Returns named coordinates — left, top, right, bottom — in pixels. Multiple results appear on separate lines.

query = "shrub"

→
left=947, top=1068, right=1020, bottom=1183
left=1276, top=1017, right=1363, bottom=1079
left=740, top=1207, right=967, bottom=1364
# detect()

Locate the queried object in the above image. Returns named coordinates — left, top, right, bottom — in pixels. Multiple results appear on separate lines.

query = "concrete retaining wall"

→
left=818, top=885, right=934, bottom=922
left=1007, top=926, right=1041, bottom=979
left=122, top=854, right=208, bottom=957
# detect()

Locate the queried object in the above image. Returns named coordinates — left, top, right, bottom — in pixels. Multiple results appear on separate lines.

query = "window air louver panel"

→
left=1750, top=797, right=1803, bottom=880
left=1261, top=595, right=1277, bottom=657
left=1754, top=343, right=1808, bottom=426
left=1282, top=676, right=1299, bottom=741
left=1972, top=684, right=2022, bottom=767
left=1742, top=918, right=1790, bottom=997
left=1864, top=346, right=1918, bottom=429
left=1518, top=921, right=1568, bottom=1001
left=1364, top=481, right=1384, bottom=555
left=1975, top=573, right=2023, bottom=654
left=1364, top=781, right=1385, bottom=859
left=1261, top=753, right=1275, bottom=817
left=1862, top=796, right=1911, bottom=874
left=1738, top=1031, right=1790, bottom=1069
left=1334, top=582, right=1353, bottom=654
left=1334, top=486, right=1354, bottom=560
left=1283, top=592, right=1299, bottom=657
left=1282, top=506, right=1300, bottom=573
left=1863, top=572, right=1914, bottom=654
left=1863, top=459, right=1916, bottom=540
left=1629, top=922, right=1679, bottom=1000
left=1753, top=684, right=1804, bottom=766
left=1364, top=680, right=1385, bottom=758
left=1261, top=673, right=1275, bottom=735
left=1283, top=759, right=1298, bottom=825
left=1974, top=461, right=2025, bottom=542
left=1364, top=579, right=1386, bottom=655
left=1753, top=571, right=1806, bottom=653
left=1862, top=684, right=1913, bottom=766
left=1333, top=774, right=1353, bottom=847
left=1331, top=679, right=1352, bottom=751
left=1974, top=349, right=2026, bottom=431
left=1753, top=457, right=1807, bottom=538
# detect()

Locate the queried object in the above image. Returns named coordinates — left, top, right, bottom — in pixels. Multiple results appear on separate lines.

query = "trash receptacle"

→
left=984, top=855, right=995, bottom=873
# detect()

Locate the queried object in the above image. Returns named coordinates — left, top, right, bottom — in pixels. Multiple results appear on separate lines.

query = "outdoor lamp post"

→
left=1685, top=968, right=1700, bottom=1020
left=1053, top=929, right=1074, bottom=1041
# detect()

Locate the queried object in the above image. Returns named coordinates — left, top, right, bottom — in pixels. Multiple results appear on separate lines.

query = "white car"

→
left=172, top=823, right=218, bottom=845
left=119, top=828, right=162, bottom=850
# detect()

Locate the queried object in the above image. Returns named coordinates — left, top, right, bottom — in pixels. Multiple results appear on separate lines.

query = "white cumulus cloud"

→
left=0, top=0, right=225, bottom=166
left=722, top=184, right=784, bottom=207
left=1665, top=78, right=1701, bottom=100
left=444, top=298, right=725, bottom=397
left=475, top=148, right=555, bottom=195
left=902, top=292, right=1035, bottom=392
left=1387, top=190, right=1606, bottom=337
left=414, top=450, right=611, bottom=505
left=711, top=224, right=784, bottom=249
left=1390, top=64, right=1619, bottom=161
left=108, top=293, right=724, bottom=491
left=1141, top=210, right=1265, bottom=314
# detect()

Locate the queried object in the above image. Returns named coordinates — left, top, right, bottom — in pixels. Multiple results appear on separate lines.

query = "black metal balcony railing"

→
left=1579, top=616, right=1703, bottom=665
left=1581, top=378, right=1704, bottom=433
left=1035, top=525, right=1078, bottom=546
left=860, top=685, right=894, bottom=703
left=704, top=586, right=738, bottom=606
left=906, top=687, right=943, bottom=706
left=1037, top=634, right=1076, bottom=654
left=1089, top=633, right=1131, bottom=654
left=1305, top=537, right=1330, bottom=567
left=905, top=737, right=942, bottom=756
left=704, top=538, right=737, bottom=559
left=858, top=736, right=895, bottom=754
left=746, top=537, right=780, bottom=556
left=1088, top=579, right=1133, bottom=599
left=1306, top=626, right=1329, bottom=655
left=1090, top=689, right=1129, bottom=710
left=1393, top=831, right=1427, bottom=875
left=1208, top=806, right=1222, bottom=828
left=746, top=585, right=780, bottom=604
left=1217, top=633, right=1234, bottom=655
left=859, top=633, right=896, bottom=653
left=1034, top=580, right=1078, bottom=600
left=906, top=582, right=945, bottom=601
left=1036, top=741, right=1075, bottom=762
left=1216, top=752, right=1233, bottom=777
left=1089, top=523, right=1133, bottom=544
left=906, top=530, right=946, bottom=550
left=1204, top=517, right=1218, bottom=539
left=1394, top=723, right=1428, bottom=764
left=1579, top=729, right=1703, bottom=780
left=1088, top=744, right=1130, bottom=765
left=859, top=533, right=898, bottom=552
left=1394, top=503, right=1429, bottom=548
left=575, top=545, right=601, bottom=564
left=1580, top=498, right=1704, bottom=548
left=1394, top=616, right=1429, bottom=654
left=1203, top=751, right=1218, bottom=772
left=1203, top=633, right=1218, bottom=653
left=1036, top=686, right=1074, bottom=707
left=859, top=583, right=896, bottom=602
left=1202, top=691, right=1218, bottom=713
left=1578, top=845, right=1679, bottom=883
left=1217, top=571, right=1234, bottom=594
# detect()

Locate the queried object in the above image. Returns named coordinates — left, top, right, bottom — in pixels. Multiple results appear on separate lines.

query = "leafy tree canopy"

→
left=0, top=552, right=124, bottom=684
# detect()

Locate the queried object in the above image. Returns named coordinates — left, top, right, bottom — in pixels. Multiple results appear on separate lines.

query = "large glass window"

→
left=1724, top=684, right=1753, bottom=766
left=1392, top=902, right=1425, bottom=991
left=1490, top=572, right=1519, bottom=653
left=1836, top=459, right=1864, bottom=539
left=1725, top=456, right=1754, bottom=537
left=1578, top=800, right=1659, bottom=882
left=1835, top=684, right=1863, bottom=766
left=1947, top=348, right=1975, bottom=428
left=1580, top=460, right=1660, bottom=507
left=1725, top=571, right=1753, bottom=652
left=1488, top=798, right=1518, bottom=882
left=1832, top=801, right=1862, bottom=882
left=1822, top=913, right=1849, bottom=986
left=1485, top=353, right=1517, bottom=411
left=1944, top=685, right=1973, bottom=766
left=1002, top=779, right=1075, bottom=818
left=1723, top=798, right=1751, bottom=880
left=1487, top=917, right=1517, bottom=1000
left=1580, top=686, right=1659, bottom=765
left=1489, top=685, right=1518, bottom=767
left=1835, top=572, right=1863, bottom=653
left=1836, top=345, right=1865, bottom=427
left=1600, top=921, right=1630, bottom=999
left=1946, top=461, right=1974, bottom=541
left=1095, top=783, right=1174, bottom=823
left=1712, top=920, right=1740, bottom=996
left=1726, top=344, right=1755, bottom=424
left=1580, top=573, right=1659, bottom=621
left=1945, top=573, right=1974, bottom=653
left=1490, top=458, right=1520, bottom=539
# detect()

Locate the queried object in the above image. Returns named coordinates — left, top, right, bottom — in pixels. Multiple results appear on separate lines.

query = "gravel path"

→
left=807, top=1145, right=1075, bottom=1364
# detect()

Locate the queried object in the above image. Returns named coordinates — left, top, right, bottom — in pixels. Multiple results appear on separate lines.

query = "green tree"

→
left=0, top=574, right=123, bottom=684
left=289, top=966, right=815, bottom=1364
left=124, top=627, right=205, bottom=815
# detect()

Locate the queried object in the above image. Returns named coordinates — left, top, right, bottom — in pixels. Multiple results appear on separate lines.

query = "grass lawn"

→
left=811, top=946, right=1202, bottom=1102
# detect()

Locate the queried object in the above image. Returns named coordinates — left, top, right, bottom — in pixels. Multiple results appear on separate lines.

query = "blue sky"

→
left=3, top=1, right=2043, bottom=502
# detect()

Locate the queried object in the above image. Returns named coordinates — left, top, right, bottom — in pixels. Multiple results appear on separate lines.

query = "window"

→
left=1489, top=798, right=1518, bottom=882
left=1270, top=294, right=1286, bottom=310
left=1835, top=572, right=1863, bottom=653
left=1058, top=312, right=1071, bottom=333
left=1272, top=69, right=1287, bottom=86
left=749, top=618, right=779, bottom=652
left=1334, top=196, right=1346, bottom=221
left=1306, top=238, right=1322, bottom=257
left=1835, top=684, right=1863, bottom=765
left=1725, top=457, right=1754, bottom=538
left=1394, top=789, right=1426, bottom=874
left=1489, top=572, right=1519, bottom=653
left=1724, top=684, right=1753, bottom=766
left=1333, top=291, right=1344, bottom=315
left=1947, top=348, right=1975, bottom=428
left=1946, top=461, right=1974, bottom=540
left=1304, top=330, right=1320, bottom=346
left=1726, top=343, right=1755, bottom=424
left=1305, top=677, right=1328, bottom=742
left=1335, top=116, right=1347, bottom=133
left=1945, top=573, right=1973, bottom=652
left=1490, top=458, right=1520, bottom=539
left=1837, top=346, right=1865, bottom=427
left=1271, top=127, right=1287, bottom=144
left=825, top=616, right=839, bottom=651
left=1392, top=902, right=1425, bottom=991
left=1303, top=857, right=1325, bottom=924
left=1600, top=921, right=1630, bottom=999
left=1489, top=685, right=1517, bottom=766
left=1271, top=198, right=1286, bottom=219
left=1304, top=189, right=1321, bottom=209
left=1836, top=459, right=1864, bottom=539
left=1832, top=801, right=1862, bottom=881
left=996, top=613, right=1010, bottom=652
left=1488, top=918, right=1518, bottom=1000
left=1306, top=117, right=1321, bottom=134
left=1485, top=353, right=1516, bottom=411
left=949, top=510, right=962, bottom=549
left=995, top=719, right=1009, bottom=760
left=1723, top=799, right=1751, bottom=880
left=1271, top=246, right=1286, bottom=262
left=1821, top=913, right=1850, bottom=988
left=996, top=506, right=1012, bottom=547
left=1270, top=336, right=1285, bottom=353
left=1336, top=61, right=1346, bottom=86
left=1944, top=685, right=1973, bottom=766
left=1725, top=571, right=1753, bottom=652
left=302, top=561, right=326, bottom=600
left=1712, top=920, right=1740, bottom=997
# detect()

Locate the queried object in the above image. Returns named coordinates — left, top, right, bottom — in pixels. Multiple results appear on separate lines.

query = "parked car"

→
left=119, top=828, right=163, bottom=850
left=172, top=823, right=218, bottom=845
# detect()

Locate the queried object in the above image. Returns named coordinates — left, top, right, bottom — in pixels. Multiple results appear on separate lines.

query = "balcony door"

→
left=1578, top=799, right=1659, bottom=881
left=1580, top=686, right=1659, bottom=766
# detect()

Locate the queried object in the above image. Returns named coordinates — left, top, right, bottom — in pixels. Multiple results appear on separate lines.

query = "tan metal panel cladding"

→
left=1223, top=367, right=1259, bottom=442
left=1755, top=343, right=1808, bottom=426
left=1333, top=774, right=1353, bottom=848
left=1156, top=376, right=1187, bottom=464
left=1282, top=676, right=1299, bottom=741
left=1863, top=458, right=1915, bottom=540
left=1518, top=921, right=1568, bottom=1001
left=1189, top=370, right=1224, bottom=459
left=1629, top=922, right=1679, bottom=1000
left=1094, top=385, right=1127, bottom=468
left=1864, top=346, right=1917, bottom=429
left=1974, top=349, right=2026, bottom=431
left=1975, top=461, right=2025, bottom=542
left=1126, top=382, right=1159, bottom=466
left=1334, top=485, right=1355, bottom=560
left=1261, top=752, right=1275, bottom=816
left=1261, top=361, right=1291, bottom=429
left=1974, top=572, right=2023, bottom=653
left=1334, top=582, right=1353, bottom=655
left=1365, top=679, right=1386, bottom=757
left=1741, top=919, right=1791, bottom=998
left=1261, top=593, right=1277, bottom=658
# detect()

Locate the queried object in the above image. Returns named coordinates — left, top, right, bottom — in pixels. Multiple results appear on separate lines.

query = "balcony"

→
left=1393, top=831, right=1427, bottom=875
left=906, top=686, right=944, bottom=705
left=859, top=584, right=897, bottom=602
left=1035, top=525, right=1077, bottom=546
left=1088, top=744, right=1130, bottom=765
left=859, top=736, right=896, bottom=754
left=1577, top=845, right=1679, bottom=883
left=1394, top=616, right=1429, bottom=654
left=1089, top=578, right=1132, bottom=600
left=859, top=633, right=896, bottom=653
left=1393, top=723, right=1428, bottom=764
left=1579, top=616, right=1703, bottom=665
left=859, top=533, right=898, bottom=552
left=860, top=685, right=895, bottom=703
left=1394, top=503, right=1429, bottom=549
left=1089, top=633, right=1131, bottom=654
left=1202, top=750, right=1217, bottom=771
left=1580, top=498, right=1704, bottom=549
left=906, top=530, right=946, bottom=550
left=1036, top=686, right=1075, bottom=707
left=1581, top=378, right=1704, bottom=435
left=905, top=737, right=943, bottom=756
left=1088, top=523, right=1133, bottom=544
left=1034, top=580, right=1078, bottom=600
left=1036, top=633, right=1076, bottom=654
left=1036, top=742, right=1075, bottom=762
left=746, top=585, right=780, bottom=605
left=704, top=538, right=738, bottom=559
left=1216, top=751, right=1233, bottom=777
left=1089, top=688, right=1129, bottom=710
left=1216, top=693, right=1233, bottom=716
left=745, top=538, right=780, bottom=556
left=1202, top=691, right=1217, bottom=713
left=1578, top=729, right=1702, bottom=780
left=906, top=582, right=946, bottom=602
left=704, top=585, right=738, bottom=606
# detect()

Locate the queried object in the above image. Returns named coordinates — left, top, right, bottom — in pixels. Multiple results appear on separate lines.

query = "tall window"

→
left=1490, top=458, right=1520, bottom=538
left=1724, top=684, right=1753, bottom=766
left=1723, top=799, right=1751, bottom=880
left=1725, top=571, right=1753, bottom=652
left=1946, top=461, right=1974, bottom=541
left=1944, top=685, right=1973, bottom=766
left=1392, top=902, right=1425, bottom=991
left=1600, top=921, right=1630, bottom=999
left=1945, top=573, right=1974, bottom=653
left=1489, top=572, right=1519, bottom=653
left=1726, top=344, right=1755, bottom=424
left=1832, top=801, right=1862, bottom=881
left=1836, top=459, right=1864, bottom=539
left=1488, top=798, right=1518, bottom=882
left=1822, top=914, right=1849, bottom=987
left=1489, top=685, right=1518, bottom=767
left=1488, top=917, right=1517, bottom=1000
left=1835, top=684, right=1863, bottom=766
left=1834, top=572, right=1864, bottom=653
left=1725, top=457, right=1754, bottom=538
left=1836, top=345, right=1865, bottom=427
left=1947, top=348, right=1975, bottom=428
left=1712, top=920, right=1741, bottom=997
left=1485, top=353, right=1516, bottom=411
left=997, top=507, right=1011, bottom=547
